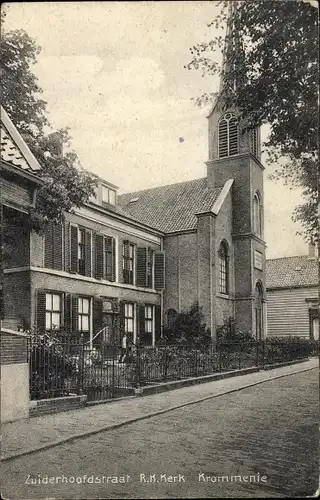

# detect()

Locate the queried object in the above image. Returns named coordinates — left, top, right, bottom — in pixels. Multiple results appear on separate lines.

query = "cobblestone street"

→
left=1, top=368, right=318, bottom=499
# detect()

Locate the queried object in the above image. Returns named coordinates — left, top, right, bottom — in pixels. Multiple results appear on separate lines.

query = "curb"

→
left=1, top=363, right=317, bottom=463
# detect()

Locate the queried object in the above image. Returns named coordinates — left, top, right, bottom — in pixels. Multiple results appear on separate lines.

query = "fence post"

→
left=219, top=347, right=222, bottom=373
left=78, top=334, right=84, bottom=395
left=135, top=344, right=141, bottom=389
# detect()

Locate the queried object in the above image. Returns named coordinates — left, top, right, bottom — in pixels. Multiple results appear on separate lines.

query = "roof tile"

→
left=266, top=255, right=319, bottom=289
left=118, top=177, right=222, bottom=233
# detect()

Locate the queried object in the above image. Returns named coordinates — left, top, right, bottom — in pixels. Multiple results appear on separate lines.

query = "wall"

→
left=3, top=271, right=31, bottom=330
left=267, top=286, right=318, bottom=338
left=197, top=214, right=215, bottom=335
left=214, top=190, right=235, bottom=327
left=0, top=330, right=29, bottom=422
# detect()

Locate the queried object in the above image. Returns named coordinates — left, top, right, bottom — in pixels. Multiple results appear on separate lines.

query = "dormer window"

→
left=102, top=186, right=116, bottom=206
left=218, top=112, right=238, bottom=158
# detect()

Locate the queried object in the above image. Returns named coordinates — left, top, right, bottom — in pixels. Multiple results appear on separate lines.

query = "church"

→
left=118, top=91, right=266, bottom=339
left=1, top=8, right=266, bottom=343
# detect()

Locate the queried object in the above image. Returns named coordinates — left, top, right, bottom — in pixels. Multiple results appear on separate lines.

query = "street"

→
left=1, top=369, right=318, bottom=499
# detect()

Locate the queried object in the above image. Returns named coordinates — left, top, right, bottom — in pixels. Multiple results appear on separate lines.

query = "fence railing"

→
left=28, top=336, right=318, bottom=401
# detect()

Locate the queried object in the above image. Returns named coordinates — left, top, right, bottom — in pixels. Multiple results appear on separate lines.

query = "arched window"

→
left=250, top=128, right=259, bottom=158
left=167, top=309, right=177, bottom=330
left=253, top=192, right=262, bottom=237
left=255, top=282, right=264, bottom=340
left=218, top=113, right=238, bottom=158
left=218, top=241, right=229, bottom=295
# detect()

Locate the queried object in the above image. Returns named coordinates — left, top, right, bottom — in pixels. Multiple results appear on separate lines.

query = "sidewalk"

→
left=1, top=358, right=318, bottom=462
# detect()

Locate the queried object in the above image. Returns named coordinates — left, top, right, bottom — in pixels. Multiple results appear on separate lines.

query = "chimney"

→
left=48, top=132, right=63, bottom=157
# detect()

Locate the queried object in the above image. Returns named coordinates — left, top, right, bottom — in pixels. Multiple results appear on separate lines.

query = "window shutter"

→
left=95, top=234, right=104, bottom=279
left=154, top=251, right=165, bottom=290
left=229, top=117, right=238, bottom=156
left=155, top=304, right=161, bottom=343
left=85, top=230, right=92, bottom=277
left=119, top=301, right=125, bottom=337
left=122, top=240, right=129, bottom=283
left=218, top=119, right=228, bottom=158
left=111, top=238, right=116, bottom=282
left=44, top=222, right=54, bottom=268
left=70, top=225, right=78, bottom=273
left=93, top=296, right=103, bottom=335
left=136, top=247, right=147, bottom=288
left=64, top=221, right=70, bottom=272
left=53, top=224, right=63, bottom=271
left=37, top=290, right=46, bottom=333
left=64, top=293, right=71, bottom=334
left=71, top=295, right=79, bottom=333
left=138, top=303, right=145, bottom=340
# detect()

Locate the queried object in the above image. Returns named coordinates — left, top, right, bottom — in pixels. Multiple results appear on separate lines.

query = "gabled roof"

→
left=1, top=106, right=42, bottom=173
left=266, top=255, right=319, bottom=289
left=118, top=177, right=223, bottom=233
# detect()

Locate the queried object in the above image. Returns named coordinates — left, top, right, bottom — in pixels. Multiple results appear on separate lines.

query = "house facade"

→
left=1, top=110, right=165, bottom=347
left=266, top=250, right=319, bottom=340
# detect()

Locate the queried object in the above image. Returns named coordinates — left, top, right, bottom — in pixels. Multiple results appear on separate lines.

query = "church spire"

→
left=219, top=1, right=239, bottom=95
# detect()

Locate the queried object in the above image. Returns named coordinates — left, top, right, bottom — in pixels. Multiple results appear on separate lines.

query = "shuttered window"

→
left=96, top=234, right=116, bottom=281
left=154, top=251, right=165, bottom=290
left=78, top=297, right=91, bottom=333
left=218, top=113, right=238, bottom=158
left=45, top=293, right=62, bottom=331
left=147, top=248, right=154, bottom=288
left=37, top=290, right=63, bottom=333
left=70, top=225, right=92, bottom=276
left=123, top=241, right=135, bottom=285
left=124, top=302, right=135, bottom=344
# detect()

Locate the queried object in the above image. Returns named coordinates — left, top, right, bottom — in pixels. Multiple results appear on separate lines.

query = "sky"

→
left=4, top=1, right=308, bottom=259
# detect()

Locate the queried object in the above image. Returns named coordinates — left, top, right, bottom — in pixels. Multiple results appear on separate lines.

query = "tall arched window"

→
left=253, top=192, right=262, bottom=237
left=250, top=128, right=259, bottom=158
left=218, top=113, right=238, bottom=158
left=255, top=282, right=264, bottom=340
left=218, top=241, right=229, bottom=294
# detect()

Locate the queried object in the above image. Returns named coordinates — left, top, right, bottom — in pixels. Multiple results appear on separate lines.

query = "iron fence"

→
left=28, top=336, right=318, bottom=401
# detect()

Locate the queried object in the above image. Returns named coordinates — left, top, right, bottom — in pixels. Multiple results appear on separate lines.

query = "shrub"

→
left=161, top=301, right=211, bottom=346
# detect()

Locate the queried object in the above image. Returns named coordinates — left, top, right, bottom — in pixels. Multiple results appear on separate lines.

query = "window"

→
left=45, top=293, right=62, bottom=330
left=123, top=241, right=135, bottom=284
left=218, top=113, right=238, bottom=158
left=147, top=248, right=154, bottom=288
left=78, top=297, right=91, bottom=332
left=253, top=192, right=262, bottom=237
left=102, top=186, right=116, bottom=206
left=218, top=241, right=229, bottom=294
left=78, top=228, right=86, bottom=275
left=250, top=128, right=259, bottom=157
left=167, top=309, right=177, bottom=330
left=124, top=303, right=135, bottom=342
left=145, top=305, right=154, bottom=335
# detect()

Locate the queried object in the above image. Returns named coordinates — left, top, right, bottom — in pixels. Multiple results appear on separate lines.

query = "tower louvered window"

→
left=218, top=113, right=238, bottom=158
left=250, top=128, right=258, bottom=158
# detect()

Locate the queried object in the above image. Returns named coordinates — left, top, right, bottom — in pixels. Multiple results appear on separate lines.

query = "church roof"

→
left=118, top=177, right=223, bottom=233
left=1, top=106, right=42, bottom=173
left=266, top=255, right=319, bottom=289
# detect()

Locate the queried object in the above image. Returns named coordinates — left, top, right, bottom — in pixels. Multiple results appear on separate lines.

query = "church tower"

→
left=206, top=2, right=266, bottom=338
